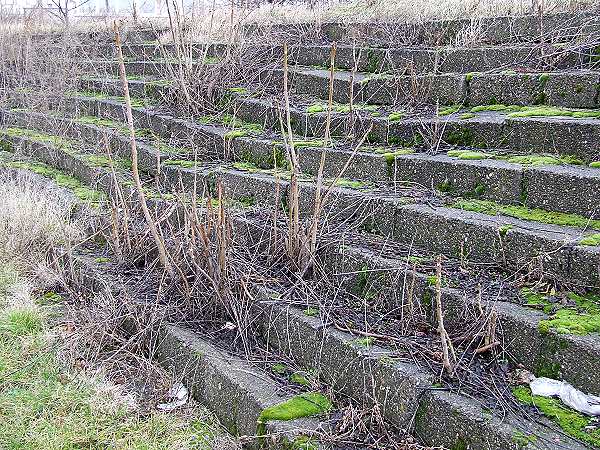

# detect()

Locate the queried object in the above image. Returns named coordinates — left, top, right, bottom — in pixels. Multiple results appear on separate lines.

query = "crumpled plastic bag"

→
left=157, top=382, right=189, bottom=412
left=530, top=377, right=600, bottom=416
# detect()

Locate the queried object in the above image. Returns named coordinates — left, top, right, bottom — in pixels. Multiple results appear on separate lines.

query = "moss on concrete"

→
left=589, top=161, right=600, bottom=168
left=438, top=105, right=461, bottom=116
left=453, top=199, right=600, bottom=230
left=469, top=103, right=600, bottom=119
left=580, top=233, right=600, bottom=246
left=4, top=160, right=105, bottom=205
left=387, top=111, right=404, bottom=122
left=257, top=392, right=332, bottom=436
left=512, top=386, right=600, bottom=448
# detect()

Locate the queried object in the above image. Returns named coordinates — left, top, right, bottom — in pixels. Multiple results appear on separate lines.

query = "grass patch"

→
left=590, top=161, right=600, bottom=168
left=512, top=386, right=600, bottom=447
left=0, top=298, right=227, bottom=448
left=453, top=199, right=600, bottom=230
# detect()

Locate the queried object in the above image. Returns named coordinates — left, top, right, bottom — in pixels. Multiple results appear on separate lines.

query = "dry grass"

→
left=0, top=170, right=83, bottom=282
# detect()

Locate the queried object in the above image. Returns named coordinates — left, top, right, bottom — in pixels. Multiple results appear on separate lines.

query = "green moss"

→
left=334, top=178, right=371, bottom=190
left=438, top=105, right=461, bottom=116
left=453, top=199, right=600, bottom=230
left=523, top=288, right=600, bottom=335
left=426, top=275, right=438, bottom=286
left=5, top=161, right=105, bottom=205
left=498, top=224, right=513, bottom=238
left=445, top=127, right=475, bottom=147
left=94, top=257, right=110, bottom=263
left=470, top=103, right=600, bottom=119
left=451, top=150, right=490, bottom=160
left=437, top=179, right=454, bottom=193
left=459, top=113, right=475, bottom=120
left=303, top=307, right=319, bottom=317
left=508, top=106, right=600, bottom=119
left=291, top=436, right=319, bottom=450
left=511, top=431, right=537, bottom=447
left=471, top=104, right=522, bottom=113
left=272, top=363, right=287, bottom=375
left=257, top=393, right=332, bottom=436
left=512, top=386, right=600, bottom=448
left=163, top=159, right=197, bottom=169
left=465, top=72, right=478, bottom=82
left=2, top=127, right=75, bottom=149
left=306, top=102, right=378, bottom=115
left=223, top=129, right=247, bottom=140
left=387, top=111, right=404, bottom=122
left=580, top=233, right=600, bottom=246
left=290, top=372, right=310, bottom=387
left=589, top=161, right=600, bottom=168
left=446, top=149, right=583, bottom=166
left=85, top=154, right=132, bottom=170
left=353, top=336, right=374, bottom=347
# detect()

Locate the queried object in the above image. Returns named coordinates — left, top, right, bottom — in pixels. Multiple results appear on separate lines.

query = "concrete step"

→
left=255, top=300, right=589, bottom=450
left=93, top=42, right=600, bottom=73
left=77, top=76, right=600, bottom=164
left=7, top=95, right=600, bottom=220
left=5, top=133, right=594, bottom=449
left=243, top=11, right=600, bottom=46
left=4, top=97, right=600, bottom=287
left=271, top=65, right=600, bottom=109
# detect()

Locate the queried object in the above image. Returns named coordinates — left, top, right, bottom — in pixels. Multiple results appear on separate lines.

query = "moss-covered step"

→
left=254, top=300, right=587, bottom=449
left=314, top=241, right=600, bottom=397
left=76, top=59, right=210, bottom=78
left=24, top=91, right=600, bottom=219
left=267, top=66, right=600, bottom=109
left=219, top=92, right=600, bottom=163
left=243, top=11, right=600, bottom=47
left=287, top=44, right=598, bottom=74
left=155, top=324, right=328, bottom=447
left=6, top=94, right=599, bottom=221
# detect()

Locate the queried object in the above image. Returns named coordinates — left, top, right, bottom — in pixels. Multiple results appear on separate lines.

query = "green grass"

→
left=453, top=199, right=600, bottom=231
left=590, top=161, right=600, bottom=168
left=0, top=296, right=227, bottom=449
left=512, top=386, right=600, bottom=447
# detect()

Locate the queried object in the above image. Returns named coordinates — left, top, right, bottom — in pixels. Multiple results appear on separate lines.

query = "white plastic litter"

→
left=157, top=382, right=189, bottom=412
left=530, top=376, right=600, bottom=416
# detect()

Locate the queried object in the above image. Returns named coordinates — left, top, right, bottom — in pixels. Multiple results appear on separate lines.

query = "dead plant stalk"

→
left=113, top=21, right=172, bottom=275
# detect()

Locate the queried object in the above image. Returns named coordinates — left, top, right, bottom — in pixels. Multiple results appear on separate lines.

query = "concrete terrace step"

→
left=4, top=104, right=600, bottom=289
left=244, top=11, right=600, bottom=46
left=7, top=95, right=600, bottom=220
left=255, top=301, right=588, bottom=450
left=58, top=253, right=329, bottom=448
left=271, top=65, right=600, bottom=108
left=76, top=77, right=600, bottom=165
left=223, top=91, right=600, bottom=163
left=2, top=134, right=595, bottom=449
left=94, top=42, right=600, bottom=73
left=5, top=129, right=600, bottom=400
